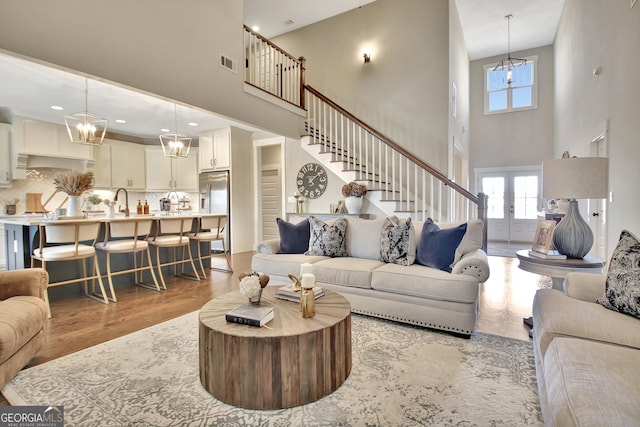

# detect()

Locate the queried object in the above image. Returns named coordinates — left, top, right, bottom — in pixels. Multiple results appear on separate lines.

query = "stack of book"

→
left=275, top=284, right=324, bottom=302
left=528, top=250, right=567, bottom=260
left=225, top=304, right=274, bottom=327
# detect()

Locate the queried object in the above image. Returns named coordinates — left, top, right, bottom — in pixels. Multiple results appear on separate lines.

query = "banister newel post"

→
left=477, top=192, right=488, bottom=252
left=299, top=56, right=306, bottom=109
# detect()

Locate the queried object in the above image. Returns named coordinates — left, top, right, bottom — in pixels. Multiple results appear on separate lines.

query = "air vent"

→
left=219, top=54, right=237, bottom=74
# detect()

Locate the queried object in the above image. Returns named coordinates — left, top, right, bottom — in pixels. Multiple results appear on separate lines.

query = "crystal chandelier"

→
left=159, top=104, right=191, bottom=158
left=493, top=14, right=527, bottom=87
left=64, top=78, right=108, bottom=145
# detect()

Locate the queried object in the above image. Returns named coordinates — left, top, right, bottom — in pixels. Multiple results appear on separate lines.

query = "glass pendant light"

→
left=64, top=78, right=108, bottom=145
left=159, top=104, right=192, bottom=158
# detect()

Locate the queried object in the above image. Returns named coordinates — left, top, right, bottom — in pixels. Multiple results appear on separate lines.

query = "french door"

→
left=479, top=169, right=541, bottom=243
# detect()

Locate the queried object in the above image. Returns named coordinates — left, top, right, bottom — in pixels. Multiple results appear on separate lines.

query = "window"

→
left=484, top=55, right=537, bottom=114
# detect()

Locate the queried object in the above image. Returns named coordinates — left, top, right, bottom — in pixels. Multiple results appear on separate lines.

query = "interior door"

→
left=479, top=169, right=541, bottom=243
left=588, top=129, right=608, bottom=258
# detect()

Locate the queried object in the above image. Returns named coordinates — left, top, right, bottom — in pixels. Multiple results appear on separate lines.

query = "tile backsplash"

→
left=0, top=169, right=197, bottom=216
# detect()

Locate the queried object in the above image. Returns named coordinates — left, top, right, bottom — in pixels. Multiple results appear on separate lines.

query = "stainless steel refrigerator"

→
left=199, top=170, right=230, bottom=253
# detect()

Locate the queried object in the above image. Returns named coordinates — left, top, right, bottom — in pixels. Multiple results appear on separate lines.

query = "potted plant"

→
left=53, top=170, right=95, bottom=217
left=341, top=182, right=367, bottom=214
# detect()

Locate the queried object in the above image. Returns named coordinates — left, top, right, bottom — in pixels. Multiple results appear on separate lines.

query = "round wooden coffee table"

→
left=199, top=287, right=351, bottom=409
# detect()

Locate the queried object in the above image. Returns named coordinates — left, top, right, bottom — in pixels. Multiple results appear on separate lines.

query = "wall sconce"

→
left=363, top=52, right=371, bottom=63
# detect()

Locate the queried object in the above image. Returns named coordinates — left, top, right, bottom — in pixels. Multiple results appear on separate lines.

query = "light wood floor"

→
left=1, top=252, right=550, bottom=405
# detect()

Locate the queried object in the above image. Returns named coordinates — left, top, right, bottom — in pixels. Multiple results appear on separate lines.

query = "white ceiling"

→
left=0, top=0, right=564, bottom=141
left=455, top=0, right=565, bottom=60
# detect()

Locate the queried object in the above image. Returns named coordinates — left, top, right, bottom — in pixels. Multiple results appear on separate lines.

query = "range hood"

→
left=14, top=153, right=95, bottom=178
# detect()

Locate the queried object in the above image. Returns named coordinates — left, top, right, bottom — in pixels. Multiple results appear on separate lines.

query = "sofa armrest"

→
left=564, top=272, right=606, bottom=302
left=0, top=268, right=48, bottom=300
left=256, top=239, right=280, bottom=254
left=451, top=249, right=490, bottom=282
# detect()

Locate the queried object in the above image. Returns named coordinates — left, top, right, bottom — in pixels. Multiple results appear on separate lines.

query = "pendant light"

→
left=492, top=14, right=527, bottom=87
left=64, top=78, right=108, bottom=145
left=159, top=104, right=191, bottom=158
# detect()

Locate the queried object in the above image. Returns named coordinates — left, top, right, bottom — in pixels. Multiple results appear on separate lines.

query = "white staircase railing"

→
left=244, top=25, right=305, bottom=108
left=304, top=85, right=487, bottom=245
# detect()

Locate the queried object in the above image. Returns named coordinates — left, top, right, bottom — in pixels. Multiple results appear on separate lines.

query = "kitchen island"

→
left=1, top=213, right=227, bottom=301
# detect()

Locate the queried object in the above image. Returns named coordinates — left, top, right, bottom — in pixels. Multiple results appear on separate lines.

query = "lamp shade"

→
left=542, top=157, right=608, bottom=200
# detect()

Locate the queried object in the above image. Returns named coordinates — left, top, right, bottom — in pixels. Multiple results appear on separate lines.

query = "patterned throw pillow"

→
left=380, top=216, right=416, bottom=266
left=305, top=216, right=348, bottom=257
left=597, top=230, right=640, bottom=319
left=276, top=217, right=310, bottom=254
left=415, top=218, right=467, bottom=272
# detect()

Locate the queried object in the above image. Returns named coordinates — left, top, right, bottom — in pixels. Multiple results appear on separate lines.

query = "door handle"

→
left=592, top=212, right=600, bottom=217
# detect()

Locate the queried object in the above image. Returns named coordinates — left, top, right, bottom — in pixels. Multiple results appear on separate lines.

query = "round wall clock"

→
left=296, top=162, right=328, bottom=199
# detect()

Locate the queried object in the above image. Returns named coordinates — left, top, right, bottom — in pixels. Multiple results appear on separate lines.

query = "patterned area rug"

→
left=3, top=312, right=542, bottom=426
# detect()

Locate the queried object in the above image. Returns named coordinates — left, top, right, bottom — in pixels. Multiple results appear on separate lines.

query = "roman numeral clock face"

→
left=297, top=162, right=327, bottom=199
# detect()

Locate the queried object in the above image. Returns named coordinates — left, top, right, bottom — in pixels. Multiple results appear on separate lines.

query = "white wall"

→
left=554, top=0, right=640, bottom=253
left=273, top=0, right=451, bottom=173
left=449, top=0, right=470, bottom=186
left=0, top=0, right=303, bottom=139
left=469, top=45, right=555, bottom=193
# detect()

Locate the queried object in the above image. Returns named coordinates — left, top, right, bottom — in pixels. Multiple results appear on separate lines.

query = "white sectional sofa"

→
left=252, top=216, right=490, bottom=336
left=532, top=273, right=640, bottom=426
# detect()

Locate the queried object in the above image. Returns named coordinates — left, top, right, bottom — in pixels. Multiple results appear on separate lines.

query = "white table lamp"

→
left=542, top=157, right=608, bottom=258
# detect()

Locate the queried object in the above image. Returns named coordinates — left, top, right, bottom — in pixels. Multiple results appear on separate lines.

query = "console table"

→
left=286, top=212, right=369, bottom=221
left=199, top=287, right=352, bottom=409
left=516, top=250, right=606, bottom=291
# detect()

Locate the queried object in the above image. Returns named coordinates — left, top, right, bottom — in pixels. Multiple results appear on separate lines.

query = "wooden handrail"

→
left=304, top=85, right=478, bottom=203
left=243, top=25, right=301, bottom=64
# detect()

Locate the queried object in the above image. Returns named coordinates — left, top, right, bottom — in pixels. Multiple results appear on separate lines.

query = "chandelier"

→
left=159, top=104, right=191, bottom=158
left=493, top=14, right=527, bottom=87
left=64, top=78, right=108, bottom=145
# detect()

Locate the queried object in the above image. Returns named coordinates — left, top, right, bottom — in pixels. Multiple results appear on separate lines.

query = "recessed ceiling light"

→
left=252, top=25, right=260, bottom=32
left=160, top=128, right=170, bottom=133
left=50, top=105, right=64, bottom=111
left=115, top=119, right=127, bottom=124
left=188, top=122, right=198, bottom=127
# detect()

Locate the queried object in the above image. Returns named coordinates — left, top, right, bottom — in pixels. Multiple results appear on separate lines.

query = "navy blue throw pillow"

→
left=415, top=218, right=467, bottom=272
left=277, top=218, right=310, bottom=254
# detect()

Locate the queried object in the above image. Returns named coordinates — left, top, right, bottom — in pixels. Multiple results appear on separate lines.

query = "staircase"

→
left=303, top=85, right=485, bottom=225
left=243, top=26, right=487, bottom=245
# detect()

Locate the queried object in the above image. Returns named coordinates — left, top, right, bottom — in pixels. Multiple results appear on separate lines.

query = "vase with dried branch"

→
left=53, top=170, right=95, bottom=217
left=53, top=170, right=95, bottom=196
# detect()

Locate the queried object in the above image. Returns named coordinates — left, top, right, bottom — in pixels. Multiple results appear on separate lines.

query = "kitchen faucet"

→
left=114, top=188, right=130, bottom=217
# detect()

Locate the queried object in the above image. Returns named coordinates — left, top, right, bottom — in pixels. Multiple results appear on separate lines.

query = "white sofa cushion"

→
left=251, top=253, right=329, bottom=278
left=533, top=288, right=640, bottom=360
left=345, top=217, right=386, bottom=260
left=313, top=257, right=385, bottom=289
left=543, top=337, right=640, bottom=426
left=371, top=263, right=479, bottom=303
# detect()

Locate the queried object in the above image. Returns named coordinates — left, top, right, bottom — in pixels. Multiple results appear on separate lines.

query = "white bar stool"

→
left=148, top=217, right=200, bottom=289
left=95, top=218, right=161, bottom=297
left=188, top=214, right=233, bottom=277
left=31, top=220, right=111, bottom=318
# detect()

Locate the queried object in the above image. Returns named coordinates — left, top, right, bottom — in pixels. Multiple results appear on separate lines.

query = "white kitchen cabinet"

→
left=0, top=124, right=11, bottom=187
left=91, top=141, right=112, bottom=188
left=110, top=142, right=145, bottom=190
left=146, top=147, right=198, bottom=191
left=14, top=116, right=91, bottom=160
left=198, top=128, right=230, bottom=171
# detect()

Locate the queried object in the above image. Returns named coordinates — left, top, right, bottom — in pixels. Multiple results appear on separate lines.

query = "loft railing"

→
left=243, top=25, right=305, bottom=108
left=304, top=85, right=487, bottom=246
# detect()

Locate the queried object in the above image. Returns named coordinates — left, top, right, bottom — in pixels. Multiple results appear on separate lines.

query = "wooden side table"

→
left=516, top=250, right=606, bottom=291
left=199, top=287, right=352, bottom=409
